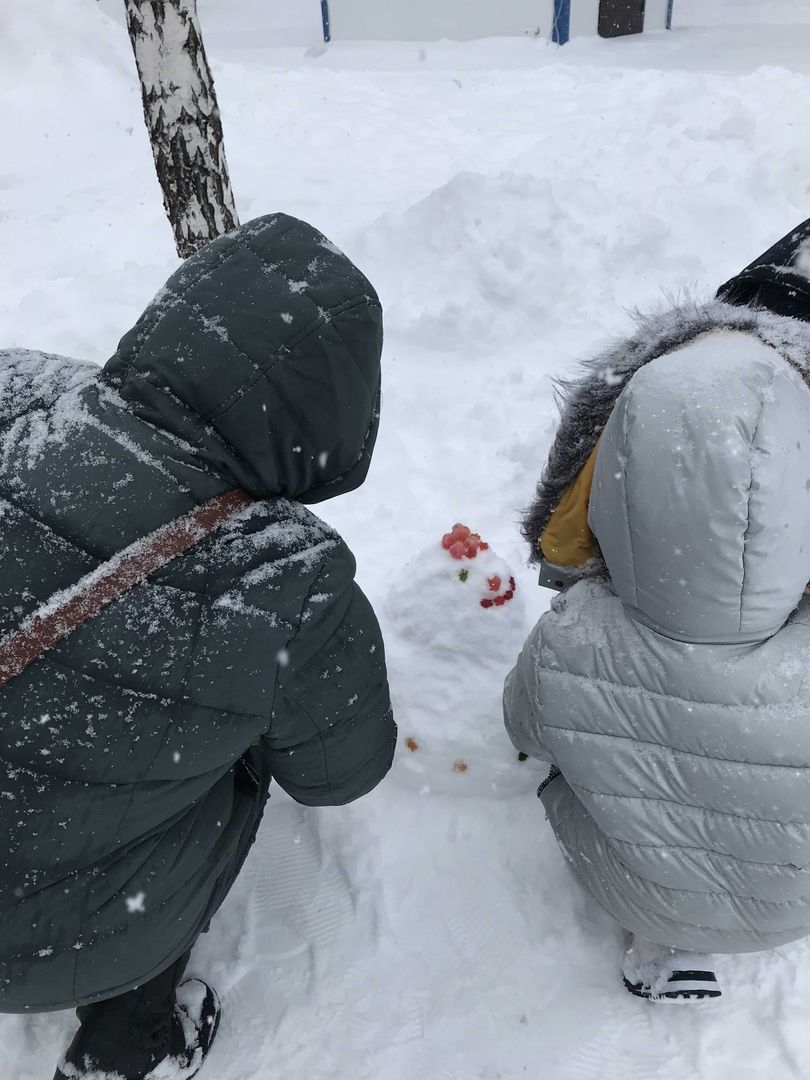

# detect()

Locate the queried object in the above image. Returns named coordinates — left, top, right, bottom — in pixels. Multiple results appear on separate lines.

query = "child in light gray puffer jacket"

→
left=505, top=219, right=810, bottom=1001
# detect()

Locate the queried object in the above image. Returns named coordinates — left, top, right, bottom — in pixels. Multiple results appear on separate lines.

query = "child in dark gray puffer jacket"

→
left=0, top=214, right=396, bottom=1079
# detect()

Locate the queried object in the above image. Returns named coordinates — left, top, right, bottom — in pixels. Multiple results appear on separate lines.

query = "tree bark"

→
left=124, top=0, right=239, bottom=258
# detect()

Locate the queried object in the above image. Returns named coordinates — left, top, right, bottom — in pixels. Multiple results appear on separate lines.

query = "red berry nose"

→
left=488, top=575, right=502, bottom=593
left=442, top=524, right=490, bottom=562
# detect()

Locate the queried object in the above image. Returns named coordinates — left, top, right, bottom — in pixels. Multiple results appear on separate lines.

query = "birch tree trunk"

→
left=124, top=0, right=239, bottom=258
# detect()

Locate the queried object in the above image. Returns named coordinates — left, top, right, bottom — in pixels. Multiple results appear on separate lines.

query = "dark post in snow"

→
left=124, top=0, right=239, bottom=258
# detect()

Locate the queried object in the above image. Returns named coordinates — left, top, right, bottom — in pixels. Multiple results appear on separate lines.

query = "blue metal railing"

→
left=552, top=0, right=571, bottom=44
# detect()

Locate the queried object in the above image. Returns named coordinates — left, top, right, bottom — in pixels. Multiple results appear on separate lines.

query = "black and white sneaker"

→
left=54, top=979, right=221, bottom=1080
left=621, top=940, right=722, bottom=1004
left=623, top=969, right=722, bottom=1003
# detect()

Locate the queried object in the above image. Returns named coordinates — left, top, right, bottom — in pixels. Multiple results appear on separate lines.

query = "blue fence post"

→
left=321, top=0, right=331, bottom=42
left=666, top=0, right=674, bottom=29
left=552, top=0, right=571, bottom=44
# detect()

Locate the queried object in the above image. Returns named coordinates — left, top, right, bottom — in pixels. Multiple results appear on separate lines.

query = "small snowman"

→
left=384, top=524, right=537, bottom=797
left=439, top=523, right=516, bottom=610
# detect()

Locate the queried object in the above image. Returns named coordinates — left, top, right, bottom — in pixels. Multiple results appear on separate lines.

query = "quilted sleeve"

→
left=264, top=541, right=396, bottom=805
left=503, top=621, right=556, bottom=764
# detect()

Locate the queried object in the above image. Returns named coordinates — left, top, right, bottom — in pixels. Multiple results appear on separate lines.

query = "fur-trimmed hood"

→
left=523, top=297, right=810, bottom=565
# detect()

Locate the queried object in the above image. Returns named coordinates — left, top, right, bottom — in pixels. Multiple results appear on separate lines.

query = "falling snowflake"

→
left=126, top=892, right=146, bottom=914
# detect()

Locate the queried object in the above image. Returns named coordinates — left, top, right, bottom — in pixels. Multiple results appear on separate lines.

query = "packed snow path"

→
left=3, top=1, right=810, bottom=1077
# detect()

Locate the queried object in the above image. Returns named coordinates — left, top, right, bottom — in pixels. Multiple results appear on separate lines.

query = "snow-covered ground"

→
left=3, top=1, right=810, bottom=1077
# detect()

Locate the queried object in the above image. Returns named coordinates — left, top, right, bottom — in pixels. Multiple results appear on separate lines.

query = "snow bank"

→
left=357, top=171, right=573, bottom=348
left=0, top=0, right=179, bottom=365
left=0, top=0, right=131, bottom=75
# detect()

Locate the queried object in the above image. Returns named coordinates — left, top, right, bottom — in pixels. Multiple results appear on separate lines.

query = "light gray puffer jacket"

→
left=505, top=322, right=810, bottom=953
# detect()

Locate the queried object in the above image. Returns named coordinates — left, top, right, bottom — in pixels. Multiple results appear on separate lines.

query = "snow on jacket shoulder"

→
left=0, top=215, right=396, bottom=1012
left=507, top=290, right=810, bottom=953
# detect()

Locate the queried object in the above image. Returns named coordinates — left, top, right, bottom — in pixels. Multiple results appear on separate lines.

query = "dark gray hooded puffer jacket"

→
left=505, top=219, right=810, bottom=953
left=0, top=214, right=396, bottom=1011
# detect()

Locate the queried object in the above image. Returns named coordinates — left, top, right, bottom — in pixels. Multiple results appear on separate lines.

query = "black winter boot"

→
left=54, top=975, right=220, bottom=1080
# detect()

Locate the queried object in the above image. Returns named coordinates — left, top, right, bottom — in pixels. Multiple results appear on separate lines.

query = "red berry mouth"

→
left=481, top=576, right=517, bottom=610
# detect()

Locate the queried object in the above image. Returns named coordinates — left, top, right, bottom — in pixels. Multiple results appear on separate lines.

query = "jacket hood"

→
left=718, top=216, right=810, bottom=324
left=103, top=214, right=383, bottom=503
left=589, top=331, right=810, bottom=643
left=523, top=297, right=810, bottom=564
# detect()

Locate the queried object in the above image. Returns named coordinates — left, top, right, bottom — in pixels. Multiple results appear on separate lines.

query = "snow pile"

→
left=357, top=171, right=573, bottom=348
left=0, top=0, right=131, bottom=77
left=0, top=0, right=176, bottom=366
left=385, top=523, right=532, bottom=795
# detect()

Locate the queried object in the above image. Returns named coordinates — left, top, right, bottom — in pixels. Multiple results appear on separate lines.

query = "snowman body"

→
left=384, top=526, right=536, bottom=796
